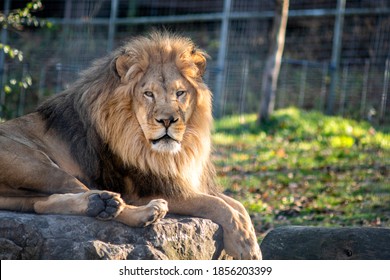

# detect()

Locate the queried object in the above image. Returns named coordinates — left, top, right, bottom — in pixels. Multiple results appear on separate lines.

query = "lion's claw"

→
left=141, top=199, right=168, bottom=227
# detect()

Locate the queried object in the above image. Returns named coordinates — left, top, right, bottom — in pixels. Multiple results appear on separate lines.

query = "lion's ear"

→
left=115, top=54, right=129, bottom=78
left=191, top=49, right=208, bottom=77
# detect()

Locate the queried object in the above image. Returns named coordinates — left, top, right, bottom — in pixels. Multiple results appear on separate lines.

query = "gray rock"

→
left=0, top=211, right=228, bottom=260
left=260, top=226, right=390, bottom=260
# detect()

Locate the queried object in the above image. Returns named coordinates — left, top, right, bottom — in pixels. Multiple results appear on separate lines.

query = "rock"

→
left=0, top=211, right=228, bottom=260
left=260, top=226, right=390, bottom=260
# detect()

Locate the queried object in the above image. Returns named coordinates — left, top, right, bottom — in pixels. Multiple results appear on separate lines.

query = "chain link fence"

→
left=0, top=0, right=389, bottom=127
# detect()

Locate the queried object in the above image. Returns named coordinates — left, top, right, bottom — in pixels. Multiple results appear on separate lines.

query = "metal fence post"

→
left=339, top=62, right=349, bottom=116
left=319, top=61, right=328, bottom=112
left=298, top=61, right=308, bottom=108
left=213, top=0, right=231, bottom=118
left=380, top=58, right=389, bottom=123
left=55, top=63, right=63, bottom=94
left=360, top=59, right=370, bottom=119
left=107, top=0, right=119, bottom=52
left=326, top=0, right=346, bottom=115
left=239, top=57, right=249, bottom=122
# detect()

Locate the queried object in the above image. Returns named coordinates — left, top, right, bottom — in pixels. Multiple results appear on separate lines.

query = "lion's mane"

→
left=38, top=32, right=218, bottom=199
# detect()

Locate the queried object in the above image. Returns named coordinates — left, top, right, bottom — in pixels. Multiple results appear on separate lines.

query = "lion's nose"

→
left=155, top=116, right=178, bottom=128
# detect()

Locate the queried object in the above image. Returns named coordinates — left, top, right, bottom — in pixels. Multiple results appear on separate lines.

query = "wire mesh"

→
left=0, top=0, right=389, bottom=125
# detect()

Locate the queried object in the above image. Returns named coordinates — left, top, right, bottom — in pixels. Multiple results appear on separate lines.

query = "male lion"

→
left=0, top=32, right=261, bottom=260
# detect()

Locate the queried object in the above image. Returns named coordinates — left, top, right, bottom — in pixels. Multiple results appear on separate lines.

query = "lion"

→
left=0, top=32, right=261, bottom=260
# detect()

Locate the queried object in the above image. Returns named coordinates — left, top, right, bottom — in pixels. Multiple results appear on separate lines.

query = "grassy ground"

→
left=212, top=108, right=390, bottom=241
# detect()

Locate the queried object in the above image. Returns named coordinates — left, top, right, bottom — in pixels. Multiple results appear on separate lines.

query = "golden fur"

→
left=0, top=32, right=261, bottom=259
left=93, top=33, right=214, bottom=196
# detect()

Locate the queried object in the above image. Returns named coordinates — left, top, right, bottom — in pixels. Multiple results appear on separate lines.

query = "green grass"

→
left=212, top=108, right=390, bottom=241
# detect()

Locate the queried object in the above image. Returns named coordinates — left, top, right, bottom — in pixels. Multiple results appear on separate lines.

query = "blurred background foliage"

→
left=213, top=108, right=389, bottom=240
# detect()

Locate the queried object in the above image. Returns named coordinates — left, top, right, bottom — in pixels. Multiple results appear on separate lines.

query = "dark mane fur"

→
left=37, top=54, right=124, bottom=190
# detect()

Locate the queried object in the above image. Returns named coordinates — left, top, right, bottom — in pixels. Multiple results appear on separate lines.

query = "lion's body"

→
left=0, top=32, right=261, bottom=259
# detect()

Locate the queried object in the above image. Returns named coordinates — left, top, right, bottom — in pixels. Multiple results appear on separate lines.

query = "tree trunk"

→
left=258, top=0, right=289, bottom=124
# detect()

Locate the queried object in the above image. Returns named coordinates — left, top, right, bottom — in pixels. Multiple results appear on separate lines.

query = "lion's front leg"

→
left=165, top=194, right=262, bottom=260
left=221, top=205, right=261, bottom=260
left=34, top=191, right=168, bottom=227
left=34, top=190, right=125, bottom=220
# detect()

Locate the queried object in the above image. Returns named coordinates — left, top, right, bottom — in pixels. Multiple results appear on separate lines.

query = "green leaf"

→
left=4, top=85, right=12, bottom=94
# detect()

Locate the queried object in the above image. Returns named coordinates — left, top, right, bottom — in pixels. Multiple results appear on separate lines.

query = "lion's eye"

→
left=144, top=91, right=154, bottom=98
left=176, top=90, right=187, bottom=98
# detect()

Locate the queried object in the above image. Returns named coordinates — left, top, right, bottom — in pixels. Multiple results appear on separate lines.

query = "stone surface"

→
left=0, top=211, right=227, bottom=260
left=260, top=226, right=390, bottom=260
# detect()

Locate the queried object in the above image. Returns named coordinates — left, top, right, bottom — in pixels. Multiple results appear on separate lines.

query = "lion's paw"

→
left=223, top=211, right=262, bottom=260
left=140, top=199, right=168, bottom=227
left=224, top=237, right=262, bottom=260
left=86, top=191, right=124, bottom=220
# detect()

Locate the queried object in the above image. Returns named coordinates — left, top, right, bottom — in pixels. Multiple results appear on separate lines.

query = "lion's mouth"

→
left=151, top=134, right=179, bottom=145
left=150, top=134, right=181, bottom=154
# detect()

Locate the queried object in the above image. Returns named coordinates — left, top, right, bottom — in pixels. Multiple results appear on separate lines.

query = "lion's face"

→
left=98, top=33, right=213, bottom=179
left=133, top=63, right=196, bottom=154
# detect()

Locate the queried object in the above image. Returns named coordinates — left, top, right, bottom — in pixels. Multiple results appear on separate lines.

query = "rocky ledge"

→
left=0, top=211, right=228, bottom=260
